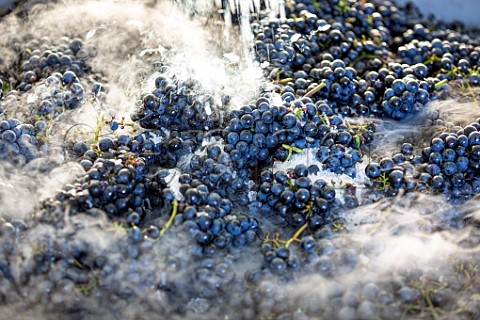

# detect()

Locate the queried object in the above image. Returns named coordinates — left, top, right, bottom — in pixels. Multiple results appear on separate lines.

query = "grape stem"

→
left=94, top=114, right=104, bottom=143
left=285, top=221, right=309, bottom=248
left=159, top=200, right=179, bottom=238
left=303, top=82, right=326, bottom=98
left=434, top=79, right=448, bottom=90
left=420, top=287, right=441, bottom=320
left=274, top=77, right=293, bottom=84
left=318, top=112, right=330, bottom=126
left=282, top=144, right=303, bottom=161
left=424, top=54, right=442, bottom=65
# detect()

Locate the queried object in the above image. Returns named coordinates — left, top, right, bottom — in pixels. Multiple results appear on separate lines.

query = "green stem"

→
left=278, top=77, right=293, bottom=84
left=285, top=221, right=309, bottom=248
left=303, top=82, right=326, bottom=98
left=434, top=79, right=448, bottom=90
left=282, top=144, right=303, bottom=161
left=319, top=112, right=330, bottom=126
left=421, top=288, right=442, bottom=320
left=424, top=54, right=442, bottom=65
left=159, top=200, right=179, bottom=238
left=354, top=134, right=362, bottom=149
left=94, top=114, right=104, bottom=143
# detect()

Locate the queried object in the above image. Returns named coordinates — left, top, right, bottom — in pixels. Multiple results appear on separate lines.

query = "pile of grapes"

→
left=0, top=0, right=479, bottom=319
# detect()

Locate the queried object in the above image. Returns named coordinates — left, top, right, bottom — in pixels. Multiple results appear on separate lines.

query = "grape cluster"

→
left=416, top=121, right=480, bottom=202
left=259, top=224, right=362, bottom=277
left=250, top=0, right=478, bottom=122
left=27, top=71, right=95, bottom=119
left=380, top=71, right=432, bottom=119
left=15, top=36, right=96, bottom=92
left=187, top=144, right=251, bottom=200
left=301, top=59, right=362, bottom=115
left=222, top=94, right=374, bottom=176
left=365, top=154, right=417, bottom=197
left=253, top=2, right=391, bottom=75
left=397, top=25, right=480, bottom=81
left=0, top=117, right=46, bottom=165
left=313, top=122, right=373, bottom=177
left=0, top=36, right=106, bottom=170
left=254, top=165, right=339, bottom=227
left=131, top=72, right=227, bottom=132
left=221, top=94, right=302, bottom=168
left=176, top=176, right=258, bottom=249
left=36, top=152, right=150, bottom=227
left=365, top=119, right=480, bottom=203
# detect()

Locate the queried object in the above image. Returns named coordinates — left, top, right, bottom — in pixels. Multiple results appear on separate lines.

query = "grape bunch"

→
left=253, top=165, right=340, bottom=227
left=222, top=93, right=374, bottom=177
left=175, top=175, right=259, bottom=249
left=416, top=121, right=480, bottom=202
left=131, top=72, right=227, bottom=133
left=187, top=144, right=252, bottom=201
left=380, top=71, right=432, bottom=119
left=364, top=119, right=480, bottom=204
left=0, top=117, right=47, bottom=165
left=36, top=152, right=150, bottom=228
left=26, top=71, right=96, bottom=119
left=397, top=26, right=480, bottom=82
left=14, top=36, right=96, bottom=92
